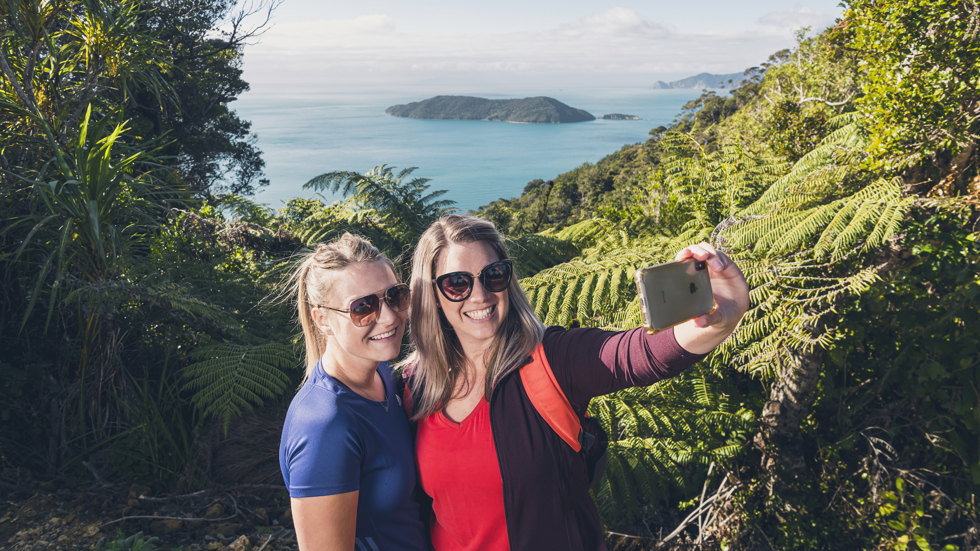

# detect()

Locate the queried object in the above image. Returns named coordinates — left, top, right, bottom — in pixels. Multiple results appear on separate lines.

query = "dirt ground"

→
left=0, top=481, right=695, bottom=550
left=0, top=482, right=298, bottom=551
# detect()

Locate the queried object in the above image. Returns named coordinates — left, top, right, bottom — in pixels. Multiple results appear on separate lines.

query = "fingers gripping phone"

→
left=635, top=259, right=716, bottom=335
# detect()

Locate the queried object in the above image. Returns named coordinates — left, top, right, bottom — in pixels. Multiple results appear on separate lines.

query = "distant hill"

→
left=602, top=113, right=640, bottom=120
left=385, top=96, right=595, bottom=124
left=651, top=72, right=754, bottom=90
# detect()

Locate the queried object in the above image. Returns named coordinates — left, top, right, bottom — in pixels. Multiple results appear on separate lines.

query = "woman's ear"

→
left=311, top=307, right=334, bottom=336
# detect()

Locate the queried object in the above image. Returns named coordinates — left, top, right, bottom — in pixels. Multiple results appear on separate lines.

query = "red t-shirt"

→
left=415, top=399, right=510, bottom=551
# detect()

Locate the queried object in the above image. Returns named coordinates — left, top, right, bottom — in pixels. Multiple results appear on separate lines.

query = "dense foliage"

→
left=0, top=0, right=282, bottom=485
left=1, top=0, right=978, bottom=550
left=487, top=6, right=980, bottom=549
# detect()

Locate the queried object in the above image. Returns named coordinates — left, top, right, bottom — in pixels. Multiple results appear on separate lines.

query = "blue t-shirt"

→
left=280, top=361, right=426, bottom=551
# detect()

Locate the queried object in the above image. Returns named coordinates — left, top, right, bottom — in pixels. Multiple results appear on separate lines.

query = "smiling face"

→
left=312, top=260, right=406, bottom=372
left=434, top=240, right=510, bottom=355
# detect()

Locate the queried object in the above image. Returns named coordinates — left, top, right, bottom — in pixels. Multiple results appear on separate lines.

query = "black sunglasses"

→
left=433, top=259, right=513, bottom=302
left=320, top=284, right=411, bottom=327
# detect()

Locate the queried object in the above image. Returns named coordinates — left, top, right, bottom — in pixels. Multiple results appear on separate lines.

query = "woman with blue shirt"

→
left=279, top=233, right=427, bottom=551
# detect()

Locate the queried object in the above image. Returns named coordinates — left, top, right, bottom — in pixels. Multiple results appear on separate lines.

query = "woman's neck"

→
left=458, top=339, right=492, bottom=372
left=450, top=342, right=490, bottom=398
left=321, top=353, right=384, bottom=401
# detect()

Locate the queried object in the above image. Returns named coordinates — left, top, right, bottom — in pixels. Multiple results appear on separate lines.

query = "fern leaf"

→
left=183, top=342, right=298, bottom=432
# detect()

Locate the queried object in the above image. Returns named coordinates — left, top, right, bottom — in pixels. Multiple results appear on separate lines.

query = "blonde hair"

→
left=286, top=233, right=396, bottom=383
left=403, top=215, right=544, bottom=420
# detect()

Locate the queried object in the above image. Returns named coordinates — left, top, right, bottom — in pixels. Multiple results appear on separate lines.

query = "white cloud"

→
left=340, top=14, right=397, bottom=33
left=758, top=7, right=836, bottom=32
left=242, top=7, right=834, bottom=90
left=258, top=14, right=398, bottom=51
left=557, top=7, right=673, bottom=37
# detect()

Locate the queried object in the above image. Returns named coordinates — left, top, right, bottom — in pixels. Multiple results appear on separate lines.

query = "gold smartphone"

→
left=635, top=259, right=716, bottom=335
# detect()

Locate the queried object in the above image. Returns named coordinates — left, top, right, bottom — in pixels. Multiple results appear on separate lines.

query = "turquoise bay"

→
left=234, top=88, right=704, bottom=212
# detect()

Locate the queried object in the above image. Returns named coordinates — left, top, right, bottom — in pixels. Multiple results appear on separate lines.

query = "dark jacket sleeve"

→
left=541, top=325, right=706, bottom=411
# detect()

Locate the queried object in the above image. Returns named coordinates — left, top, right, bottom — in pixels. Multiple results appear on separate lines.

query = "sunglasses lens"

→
left=482, top=261, right=512, bottom=292
left=348, top=295, right=380, bottom=327
left=439, top=273, right=473, bottom=301
left=385, top=284, right=411, bottom=312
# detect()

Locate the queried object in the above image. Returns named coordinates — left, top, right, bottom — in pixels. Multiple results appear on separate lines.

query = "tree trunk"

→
left=756, top=345, right=825, bottom=485
left=930, top=144, right=975, bottom=197
left=754, top=244, right=919, bottom=489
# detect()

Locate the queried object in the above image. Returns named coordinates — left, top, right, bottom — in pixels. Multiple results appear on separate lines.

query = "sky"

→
left=238, top=1, right=847, bottom=93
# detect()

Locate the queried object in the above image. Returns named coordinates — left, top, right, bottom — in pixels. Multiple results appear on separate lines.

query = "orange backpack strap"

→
left=402, top=380, right=415, bottom=418
left=519, top=343, right=583, bottom=453
left=397, top=370, right=415, bottom=418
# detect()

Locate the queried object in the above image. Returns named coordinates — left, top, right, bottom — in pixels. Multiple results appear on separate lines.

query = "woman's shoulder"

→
left=542, top=325, right=571, bottom=341
left=284, top=377, right=355, bottom=430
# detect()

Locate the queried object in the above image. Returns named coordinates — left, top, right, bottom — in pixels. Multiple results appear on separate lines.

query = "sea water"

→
left=234, top=88, right=704, bottom=212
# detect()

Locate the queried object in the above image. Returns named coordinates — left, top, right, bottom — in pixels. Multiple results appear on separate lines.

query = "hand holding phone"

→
left=667, top=242, right=751, bottom=355
left=635, top=259, right=717, bottom=335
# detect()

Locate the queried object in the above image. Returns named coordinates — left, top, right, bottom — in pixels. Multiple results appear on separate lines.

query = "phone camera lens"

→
left=695, top=261, right=706, bottom=271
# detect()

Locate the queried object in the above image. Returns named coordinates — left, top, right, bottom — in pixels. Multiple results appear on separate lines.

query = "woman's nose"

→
left=468, top=278, right=490, bottom=302
left=376, top=297, right=399, bottom=324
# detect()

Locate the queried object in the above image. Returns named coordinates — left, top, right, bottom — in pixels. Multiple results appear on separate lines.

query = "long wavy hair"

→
left=403, top=215, right=544, bottom=420
left=284, top=233, right=396, bottom=384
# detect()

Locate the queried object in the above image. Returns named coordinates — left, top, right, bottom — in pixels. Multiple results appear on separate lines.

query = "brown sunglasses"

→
left=319, top=284, right=411, bottom=327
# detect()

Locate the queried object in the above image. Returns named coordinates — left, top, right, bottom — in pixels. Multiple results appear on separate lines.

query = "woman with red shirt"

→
left=402, top=215, right=750, bottom=551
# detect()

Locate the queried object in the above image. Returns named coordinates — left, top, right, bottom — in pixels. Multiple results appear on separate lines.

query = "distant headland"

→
left=651, top=71, right=756, bottom=90
left=602, top=113, right=640, bottom=120
left=385, top=96, right=595, bottom=124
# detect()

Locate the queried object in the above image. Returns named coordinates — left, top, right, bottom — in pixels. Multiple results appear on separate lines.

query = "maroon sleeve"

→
left=541, top=326, right=707, bottom=411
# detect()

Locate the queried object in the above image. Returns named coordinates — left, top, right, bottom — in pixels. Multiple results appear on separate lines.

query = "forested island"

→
left=385, top=95, right=596, bottom=123
left=651, top=71, right=755, bottom=89
left=1, top=1, right=979, bottom=550
left=602, top=113, right=641, bottom=120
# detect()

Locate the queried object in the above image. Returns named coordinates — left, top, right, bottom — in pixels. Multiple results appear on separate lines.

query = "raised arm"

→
left=545, top=242, right=749, bottom=409
left=544, top=326, right=706, bottom=409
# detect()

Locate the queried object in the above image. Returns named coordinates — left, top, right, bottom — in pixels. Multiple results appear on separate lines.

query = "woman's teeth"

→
left=370, top=330, right=396, bottom=340
left=466, top=306, right=494, bottom=320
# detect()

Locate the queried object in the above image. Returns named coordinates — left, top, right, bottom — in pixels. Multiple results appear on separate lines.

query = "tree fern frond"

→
left=542, top=278, right=569, bottom=326
left=586, top=370, right=755, bottom=527
left=298, top=165, right=456, bottom=251
left=767, top=203, right=845, bottom=253
left=182, top=342, right=298, bottom=432
left=558, top=276, right=584, bottom=326
left=302, top=170, right=364, bottom=195
left=510, top=234, right=586, bottom=276
left=576, top=272, right=597, bottom=322
left=740, top=119, right=869, bottom=217
left=732, top=177, right=909, bottom=258
left=863, top=196, right=912, bottom=253
left=510, top=219, right=618, bottom=275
